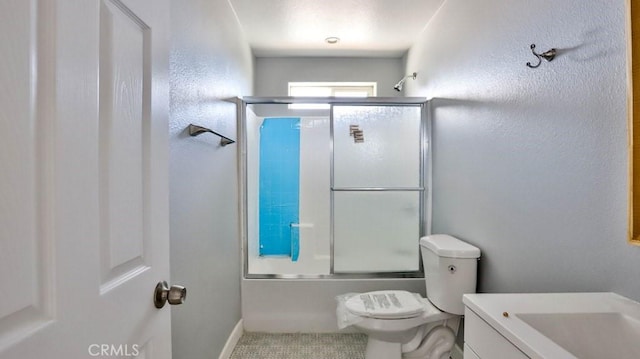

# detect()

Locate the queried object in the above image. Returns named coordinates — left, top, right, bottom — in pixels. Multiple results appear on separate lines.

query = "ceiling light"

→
left=325, top=37, right=340, bottom=44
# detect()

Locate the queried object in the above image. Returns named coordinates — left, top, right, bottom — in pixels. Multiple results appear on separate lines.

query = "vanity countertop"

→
left=463, top=292, right=640, bottom=359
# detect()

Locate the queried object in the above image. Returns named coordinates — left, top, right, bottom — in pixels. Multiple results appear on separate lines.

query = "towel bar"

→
left=188, top=124, right=235, bottom=146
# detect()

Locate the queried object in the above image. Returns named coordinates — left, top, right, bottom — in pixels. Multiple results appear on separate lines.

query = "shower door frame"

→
left=238, top=96, right=430, bottom=279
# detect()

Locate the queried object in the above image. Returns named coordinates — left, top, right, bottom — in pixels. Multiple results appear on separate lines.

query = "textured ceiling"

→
left=228, top=0, right=444, bottom=57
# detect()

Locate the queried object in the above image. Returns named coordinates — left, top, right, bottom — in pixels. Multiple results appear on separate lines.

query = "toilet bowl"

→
left=343, top=290, right=456, bottom=359
left=337, top=235, right=481, bottom=359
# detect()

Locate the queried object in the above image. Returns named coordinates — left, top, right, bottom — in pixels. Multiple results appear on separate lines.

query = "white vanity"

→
left=462, top=292, right=640, bottom=359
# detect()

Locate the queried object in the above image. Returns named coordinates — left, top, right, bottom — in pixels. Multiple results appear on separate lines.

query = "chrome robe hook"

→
left=526, top=44, right=556, bottom=68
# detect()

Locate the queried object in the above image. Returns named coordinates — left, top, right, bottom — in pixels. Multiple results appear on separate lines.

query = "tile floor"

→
left=229, top=333, right=367, bottom=359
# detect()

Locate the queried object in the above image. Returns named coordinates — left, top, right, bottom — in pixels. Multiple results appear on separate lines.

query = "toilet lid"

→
left=345, top=290, right=426, bottom=319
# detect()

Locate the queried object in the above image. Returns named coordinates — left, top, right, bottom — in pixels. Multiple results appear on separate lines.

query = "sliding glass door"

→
left=241, top=98, right=426, bottom=278
left=332, top=105, right=423, bottom=273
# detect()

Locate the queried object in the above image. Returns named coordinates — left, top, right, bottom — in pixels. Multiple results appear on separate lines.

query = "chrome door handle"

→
left=154, top=281, right=187, bottom=308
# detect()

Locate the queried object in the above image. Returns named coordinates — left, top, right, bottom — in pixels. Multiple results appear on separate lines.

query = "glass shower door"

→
left=332, top=105, right=423, bottom=273
left=246, top=111, right=331, bottom=276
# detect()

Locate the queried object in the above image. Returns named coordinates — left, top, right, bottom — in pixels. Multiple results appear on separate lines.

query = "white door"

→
left=0, top=0, right=173, bottom=358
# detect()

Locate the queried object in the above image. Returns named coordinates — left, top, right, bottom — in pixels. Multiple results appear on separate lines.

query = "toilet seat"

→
left=345, top=290, right=428, bottom=319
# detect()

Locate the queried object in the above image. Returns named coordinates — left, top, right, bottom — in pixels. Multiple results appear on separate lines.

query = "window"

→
left=288, top=82, right=377, bottom=109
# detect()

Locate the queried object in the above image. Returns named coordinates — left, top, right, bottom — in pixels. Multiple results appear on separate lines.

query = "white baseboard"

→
left=450, top=343, right=464, bottom=359
left=218, top=319, right=244, bottom=359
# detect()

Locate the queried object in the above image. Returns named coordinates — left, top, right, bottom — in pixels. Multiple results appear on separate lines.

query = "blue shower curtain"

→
left=259, top=118, right=300, bottom=259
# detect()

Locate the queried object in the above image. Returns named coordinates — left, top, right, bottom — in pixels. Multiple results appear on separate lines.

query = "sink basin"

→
left=463, top=292, right=640, bottom=359
left=517, top=312, right=640, bottom=359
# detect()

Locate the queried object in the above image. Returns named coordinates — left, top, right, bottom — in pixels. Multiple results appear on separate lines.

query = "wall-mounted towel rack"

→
left=188, top=124, right=235, bottom=146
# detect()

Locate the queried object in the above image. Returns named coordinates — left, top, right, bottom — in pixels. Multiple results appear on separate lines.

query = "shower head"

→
left=393, top=80, right=405, bottom=92
left=393, top=72, right=417, bottom=92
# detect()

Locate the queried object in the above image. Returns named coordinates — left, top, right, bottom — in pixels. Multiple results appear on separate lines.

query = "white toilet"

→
left=338, top=234, right=481, bottom=359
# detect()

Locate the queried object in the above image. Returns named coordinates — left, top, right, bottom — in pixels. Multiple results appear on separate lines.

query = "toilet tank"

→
left=420, top=235, right=481, bottom=315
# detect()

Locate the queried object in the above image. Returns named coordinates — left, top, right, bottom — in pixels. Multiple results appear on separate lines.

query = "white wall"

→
left=255, top=56, right=404, bottom=99
left=169, top=0, right=253, bottom=358
left=406, top=0, right=640, bottom=298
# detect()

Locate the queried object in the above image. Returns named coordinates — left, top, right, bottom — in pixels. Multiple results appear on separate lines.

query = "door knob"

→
left=154, top=281, right=187, bottom=308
